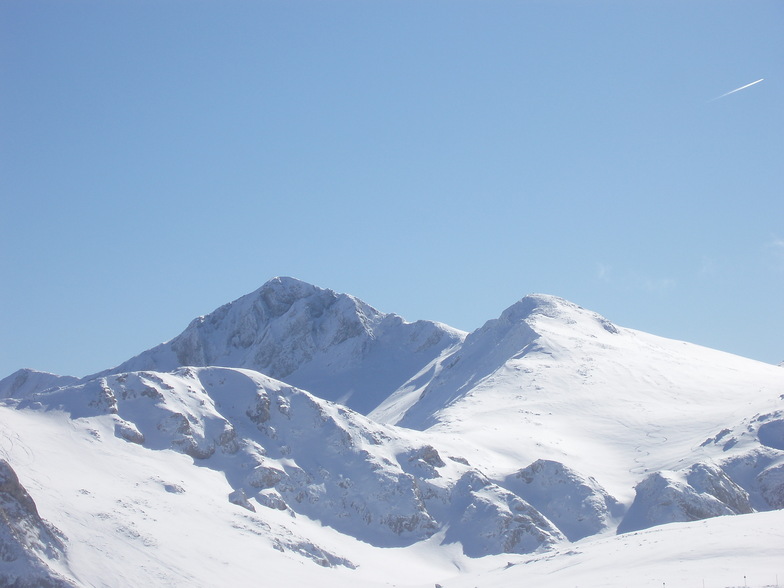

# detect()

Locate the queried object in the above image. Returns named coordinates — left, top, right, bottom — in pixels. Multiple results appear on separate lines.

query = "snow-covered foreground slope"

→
left=2, top=378, right=783, bottom=588
left=0, top=367, right=578, bottom=586
left=445, top=510, right=784, bottom=588
left=0, top=400, right=389, bottom=587
left=0, top=367, right=576, bottom=557
left=2, top=278, right=783, bottom=586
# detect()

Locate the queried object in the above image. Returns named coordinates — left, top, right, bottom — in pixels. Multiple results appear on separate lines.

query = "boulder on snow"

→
left=228, top=489, right=256, bottom=512
left=114, top=418, right=145, bottom=444
left=247, top=465, right=285, bottom=489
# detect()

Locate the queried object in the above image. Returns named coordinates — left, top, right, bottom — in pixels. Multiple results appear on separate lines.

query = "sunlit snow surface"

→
left=374, top=294, right=784, bottom=499
left=1, top=279, right=783, bottom=587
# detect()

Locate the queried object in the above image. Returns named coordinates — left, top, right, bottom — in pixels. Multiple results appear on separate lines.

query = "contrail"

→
left=712, top=78, right=765, bottom=101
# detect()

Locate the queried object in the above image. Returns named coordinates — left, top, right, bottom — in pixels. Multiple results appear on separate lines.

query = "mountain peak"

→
left=98, top=278, right=463, bottom=414
left=264, top=275, right=311, bottom=289
left=246, top=276, right=379, bottom=326
left=383, top=293, right=621, bottom=430
left=254, top=276, right=333, bottom=317
left=259, top=275, right=318, bottom=297
left=497, top=293, right=619, bottom=336
left=498, top=294, right=571, bottom=323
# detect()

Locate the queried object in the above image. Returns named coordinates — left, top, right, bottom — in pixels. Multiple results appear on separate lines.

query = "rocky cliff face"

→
left=0, top=460, right=77, bottom=588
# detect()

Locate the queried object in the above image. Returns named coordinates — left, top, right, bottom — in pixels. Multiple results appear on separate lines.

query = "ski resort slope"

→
left=373, top=294, right=784, bottom=502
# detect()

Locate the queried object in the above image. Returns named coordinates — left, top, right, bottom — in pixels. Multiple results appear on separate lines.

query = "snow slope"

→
left=372, top=294, right=784, bottom=504
left=1, top=279, right=783, bottom=587
left=2, top=397, right=782, bottom=588
left=444, top=510, right=784, bottom=588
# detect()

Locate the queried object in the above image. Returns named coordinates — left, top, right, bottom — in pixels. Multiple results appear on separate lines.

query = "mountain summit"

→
left=98, top=277, right=465, bottom=414
left=371, top=293, right=622, bottom=430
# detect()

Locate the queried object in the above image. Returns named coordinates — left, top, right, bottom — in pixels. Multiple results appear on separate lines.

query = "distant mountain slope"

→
left=97, top=277, right=465, bottom=414
left=0, top=370, right=79, bottom=400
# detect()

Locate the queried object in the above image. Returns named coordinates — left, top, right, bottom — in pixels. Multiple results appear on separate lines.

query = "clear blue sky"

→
left=2, top=0, right=782, bottom=378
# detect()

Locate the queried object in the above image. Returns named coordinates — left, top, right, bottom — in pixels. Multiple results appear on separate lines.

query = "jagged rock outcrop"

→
left=698, top=411, right=784, bottom=511
left=719, top=449, right=781, bottom=510
left=443, top=470, right=565, bottom=557
left=14, top=371, right=239, bottom=460
left=505, top=459, right=623, bottom=541
left=686, top=463, right=753, bottom=515
left=618, top=462, right=752, bottom=533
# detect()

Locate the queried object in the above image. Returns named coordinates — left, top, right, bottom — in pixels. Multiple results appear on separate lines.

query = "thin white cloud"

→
left=767, top=236, right=784, bottom=269
left=595, top=262, right=674, bottom=293
left=698, top=256, right=718, bottom=277
left=637, top=275, right=676, bottom=293
left=711, top=78, right=764, bottom=101
left=596, top=263, right=612, bottom=282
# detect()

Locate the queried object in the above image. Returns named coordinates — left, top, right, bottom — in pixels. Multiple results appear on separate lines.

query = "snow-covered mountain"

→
left=95, top=277, right=464, bottom=415
left=372, top=293, right=784, bottom=502
left=1, top=277, right=783, bottom=587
